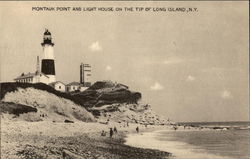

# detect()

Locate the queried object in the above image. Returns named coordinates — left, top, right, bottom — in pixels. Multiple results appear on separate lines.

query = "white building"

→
left=49, top=81, right=66, bottom=92
left=66, top=82, right=81, bottom=92
left=14, top=72, right=50, bottom=84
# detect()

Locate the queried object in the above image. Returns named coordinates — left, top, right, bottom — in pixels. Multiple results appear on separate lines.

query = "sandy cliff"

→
left=0, top=81, right=169, bottom=125
left=1, top=87, right=95, bottom=122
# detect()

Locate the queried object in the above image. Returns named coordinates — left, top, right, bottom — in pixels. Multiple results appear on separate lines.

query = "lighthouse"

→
left=41, top=29, right=56, bottom=83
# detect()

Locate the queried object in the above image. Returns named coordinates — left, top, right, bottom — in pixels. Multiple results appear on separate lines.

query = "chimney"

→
left=36, top=56, right=40, bottom=74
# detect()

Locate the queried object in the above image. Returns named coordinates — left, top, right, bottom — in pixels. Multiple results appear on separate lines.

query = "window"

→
left=59, top=86, right=61, bottom=89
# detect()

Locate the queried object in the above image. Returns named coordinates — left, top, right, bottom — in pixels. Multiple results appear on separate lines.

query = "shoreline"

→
left=1, top=119, right=172, bottom=159
left=123, top=126, right=220, bottom=159
left=124, top=126, right=250, bottom=159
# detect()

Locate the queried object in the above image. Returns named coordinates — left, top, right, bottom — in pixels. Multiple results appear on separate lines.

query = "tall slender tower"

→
left=36, top=56, right=40, bottom=74
left=80, top=63, right=91, bottom=87
left=41, top=29, right=56, bottom=83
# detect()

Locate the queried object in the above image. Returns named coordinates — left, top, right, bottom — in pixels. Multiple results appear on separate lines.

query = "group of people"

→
left=101, top=126, right=140, bottom=138
left=101, top=126, right=118, bottom=138
left=109, top=126, right=118, bottom=138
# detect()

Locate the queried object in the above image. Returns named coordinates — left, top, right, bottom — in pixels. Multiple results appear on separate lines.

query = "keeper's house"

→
left=14, top=72, right=50, bottom=85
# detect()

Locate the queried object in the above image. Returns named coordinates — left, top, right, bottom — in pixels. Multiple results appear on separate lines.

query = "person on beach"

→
left=101, top=130, right=106, bottom=136
left=109, top=128, right=113, bottom=138
left=114, top=126, right=117, bottom=133
left=136, top=126, right=139, bottom=133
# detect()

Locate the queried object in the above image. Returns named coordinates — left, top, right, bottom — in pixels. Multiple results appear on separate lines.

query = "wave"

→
left=233, top=126, right=250, bottom=130
left=204, top=125, right=250, bottom=130
left=125, top=131, right=234, bottom=159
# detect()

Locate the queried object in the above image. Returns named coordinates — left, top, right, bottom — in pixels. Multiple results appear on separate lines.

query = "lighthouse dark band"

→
left=41, top=59, right=55, bottom=75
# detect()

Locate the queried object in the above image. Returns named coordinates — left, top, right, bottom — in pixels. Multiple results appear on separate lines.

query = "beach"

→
left=0, top=82, right=173, bottom=159
left=1, top=119, right=171, bottom=159
left=2, top=114, right=250, bottom=159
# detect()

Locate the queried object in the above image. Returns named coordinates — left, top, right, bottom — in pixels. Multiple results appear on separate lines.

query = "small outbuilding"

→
left=66, top=82, right=81, bottom=92
left=49, top=81, right=66, bottom=92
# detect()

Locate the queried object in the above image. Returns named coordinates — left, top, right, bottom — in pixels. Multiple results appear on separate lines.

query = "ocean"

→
left=125, top=121, right=250, bottom=159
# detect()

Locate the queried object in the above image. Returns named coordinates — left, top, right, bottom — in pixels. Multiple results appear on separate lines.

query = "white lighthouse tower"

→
left=41, top=29, right=56, bottom=83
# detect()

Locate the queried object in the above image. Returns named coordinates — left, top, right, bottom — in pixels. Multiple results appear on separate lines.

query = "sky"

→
left=0, top=1, right=249, bottom=122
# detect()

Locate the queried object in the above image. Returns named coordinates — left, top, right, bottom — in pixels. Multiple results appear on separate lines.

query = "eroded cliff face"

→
left=72, top=81, right=142, bottom=108
left=89, top=103, right=169, bottom=125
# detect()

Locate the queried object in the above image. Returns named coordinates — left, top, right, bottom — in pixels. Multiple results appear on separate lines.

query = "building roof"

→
left=49, top=81, right=65, bottom=86
left=14, top=72, right=49, bottom=80
left=66, top=82, right=81, bottom=86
